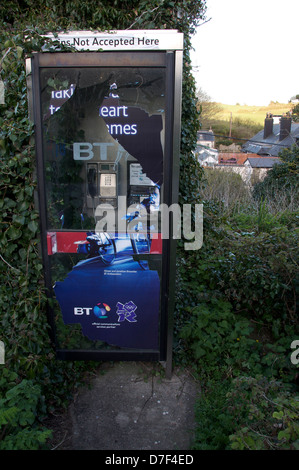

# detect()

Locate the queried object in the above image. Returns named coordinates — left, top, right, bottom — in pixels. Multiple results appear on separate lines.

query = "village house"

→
left=195, top=114, right=298, bottom=186
left=196, top=129, right=215, bottom=149
left=242, top=114, right=299, bottom=157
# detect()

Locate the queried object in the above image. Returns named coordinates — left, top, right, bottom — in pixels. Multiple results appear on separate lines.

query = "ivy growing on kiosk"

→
left=0, top=0, right=207, bottom=436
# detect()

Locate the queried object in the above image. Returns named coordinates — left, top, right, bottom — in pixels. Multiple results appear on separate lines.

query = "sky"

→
left=190, top=0, right=299, bottom=106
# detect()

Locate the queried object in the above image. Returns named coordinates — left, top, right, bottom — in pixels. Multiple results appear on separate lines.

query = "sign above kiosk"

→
left=44, top=29, right=184, bottom=51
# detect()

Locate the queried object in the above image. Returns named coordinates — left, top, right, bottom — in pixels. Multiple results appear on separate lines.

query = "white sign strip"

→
left=44, top=30, right=184, bottom=51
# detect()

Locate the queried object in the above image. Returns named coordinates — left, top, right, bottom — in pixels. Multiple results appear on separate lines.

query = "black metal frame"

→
left=30, top=50, right=182, bottom=373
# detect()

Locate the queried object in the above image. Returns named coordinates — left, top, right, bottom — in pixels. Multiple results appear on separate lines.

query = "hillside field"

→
left=213, top=102, right=293, bottom=125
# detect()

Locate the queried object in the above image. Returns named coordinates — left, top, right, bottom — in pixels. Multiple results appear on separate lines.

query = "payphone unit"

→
left=87, top=162, right=118, bottom=209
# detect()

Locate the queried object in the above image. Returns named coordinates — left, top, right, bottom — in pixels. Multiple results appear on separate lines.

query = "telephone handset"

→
left=87, top=166, right=97, bottom=198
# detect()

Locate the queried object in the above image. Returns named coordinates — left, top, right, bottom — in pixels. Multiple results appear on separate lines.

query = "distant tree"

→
left=291, top=103, right=299, bottom=122
left=196, top=87, right=223, bottom=124
left=289, top=94, right=299, bottom=121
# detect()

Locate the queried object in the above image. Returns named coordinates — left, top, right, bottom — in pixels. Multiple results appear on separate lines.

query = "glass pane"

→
left=40, top=67, right=165, bottom=231
left=39, top=66, right=165, bottom=350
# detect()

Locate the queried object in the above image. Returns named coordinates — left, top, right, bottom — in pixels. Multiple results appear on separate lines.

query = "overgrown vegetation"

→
left=0, top=0, right=206, bottom=450
left=174, top=157, right=299, bottom=450
left=253, top=144, right=299, bottom=209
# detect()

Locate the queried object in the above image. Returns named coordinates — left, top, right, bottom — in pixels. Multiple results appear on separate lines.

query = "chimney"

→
left=264, top=113, right=273, bottom=139
left=279, top=115, right=292, bottom=141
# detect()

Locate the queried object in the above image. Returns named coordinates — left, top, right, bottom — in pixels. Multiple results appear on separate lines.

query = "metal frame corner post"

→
left=165, top=49, right=183, bottom=379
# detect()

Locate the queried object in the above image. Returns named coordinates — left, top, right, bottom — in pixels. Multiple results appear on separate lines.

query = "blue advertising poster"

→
left=53, top=233, right=160, bottom=349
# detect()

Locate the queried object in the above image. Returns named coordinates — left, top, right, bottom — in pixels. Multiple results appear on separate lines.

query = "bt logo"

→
left=74, top=303, right=111, bottom=318
left=94, top=303, right=111, bottom=319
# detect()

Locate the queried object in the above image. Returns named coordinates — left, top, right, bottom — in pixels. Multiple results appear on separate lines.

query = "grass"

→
left=213, top=102, right=293, bottom=126
left=200, top=101, right=294, bottom=144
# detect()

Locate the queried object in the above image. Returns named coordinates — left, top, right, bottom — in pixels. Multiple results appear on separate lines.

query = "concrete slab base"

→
left=67, top=362, right=199, bottom=451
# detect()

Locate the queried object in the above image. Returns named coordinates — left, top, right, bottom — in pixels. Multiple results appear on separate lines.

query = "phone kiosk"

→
left=28, top=30, right=183, bottom=376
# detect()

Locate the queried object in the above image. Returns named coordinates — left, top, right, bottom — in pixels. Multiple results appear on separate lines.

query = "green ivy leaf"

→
left=28, top=220, right=38, bottom=234
left=16, top=46, right=23, bottom=59
left=7, top=226, right=22, bottom=240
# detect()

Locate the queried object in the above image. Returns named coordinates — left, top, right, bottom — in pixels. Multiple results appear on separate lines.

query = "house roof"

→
left=242, top=122, right=299, bottom=157
left=197, top=130, right=215, bottom=142
left=197, top=147, right=218, bottom=163
left=218, top=153, right=251, bottom=165
left=245, top=156, right=281, bottom=168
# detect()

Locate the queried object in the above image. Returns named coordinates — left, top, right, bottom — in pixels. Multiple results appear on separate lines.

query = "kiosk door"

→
left=30, top=48, right=182, bottom=366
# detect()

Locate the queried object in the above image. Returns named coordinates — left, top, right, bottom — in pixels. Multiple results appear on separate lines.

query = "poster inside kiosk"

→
left=31, top=30, right=183, bottom=363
